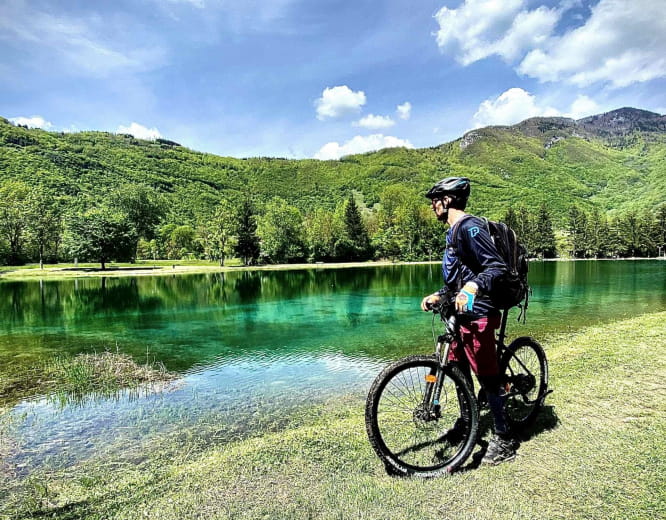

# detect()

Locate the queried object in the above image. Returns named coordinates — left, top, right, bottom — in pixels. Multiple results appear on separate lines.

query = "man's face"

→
left=431, top=197, right=449, bottom=221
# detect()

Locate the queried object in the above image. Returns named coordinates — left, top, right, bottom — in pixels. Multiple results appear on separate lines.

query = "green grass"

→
left=0, top=259, right=428, bottom=280
left=0, top=258, right=244, bottom=272
left=0, top=350, right=177, bottom=409
left=1, top=313, right=665, bottom=519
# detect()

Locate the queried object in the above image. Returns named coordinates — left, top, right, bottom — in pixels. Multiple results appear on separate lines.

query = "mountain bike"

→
left=365, top=302, right=549, bottom=477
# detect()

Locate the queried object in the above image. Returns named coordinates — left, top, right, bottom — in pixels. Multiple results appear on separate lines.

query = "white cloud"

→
left=354, top=114, right=395, bottom=129
left=315, top=86, right=366, bottom=120
left=566, top=95, right=600, bottom=120
left=434, top=0, right=560, bottom=65
left=518, top=0, right=666, bottom=87
left=472, top=88, right=605, bottom=128
left=314, top=134, right=414, bottom=160
left=434, top=0, right=666, bottom=88
left=472, top=88, right=560, bottom=127
left=116, top=122, right=162, bottom=140
left=9, top=115, right=53, bottom=129
left=396, top=102, right=411, bottom=120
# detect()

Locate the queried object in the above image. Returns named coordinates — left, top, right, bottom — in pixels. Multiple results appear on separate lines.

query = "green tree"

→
left=605, top=217, right=624, bottom=258
left=339, top=196, right=372, bottom=261
left=623, top=214, right=642, bottom=257
left=656, top=204, right=666, bottom=257
left=234, top=198, right=260, bottom=266
left=257, top=198, right=305, bottom=264
left=513, top=206, right=536, bottom=256
left=156, top=224, right=177, bottom=259
left=304, top=207, right=343, bottom=262
left=568, top=206, right=588, bottom=258
left=110, top=184, right=164, bottom=240
left=0, top=181, right=34, bottom=265
left=502, top=207, right=519, bottom=231
left=636, top=210, right=656, bottom=257
left=170, top=225, right=197, bottom=259
left=29, top=188, right=64, bottom=268
left=533, top=205, right=557, bottom=258
left=585, top=209, right=609, bottom=258
left=200, top=201, right=236, bottom=265
left=136, top=238, right=159, bottom=260
left=65, top=207, right=137, bottom=269
left=372, top=186, right=431, bottom=261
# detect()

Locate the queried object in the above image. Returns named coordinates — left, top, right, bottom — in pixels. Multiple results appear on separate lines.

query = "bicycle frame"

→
left=424, top=306, right=535, bottom=416
left=429, top=307, right=529, bottom=397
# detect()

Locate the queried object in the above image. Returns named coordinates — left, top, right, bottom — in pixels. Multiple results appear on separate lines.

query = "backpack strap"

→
left=449, top=214, right=474, bottom=292
left=449, top=214, right=474, bottom=253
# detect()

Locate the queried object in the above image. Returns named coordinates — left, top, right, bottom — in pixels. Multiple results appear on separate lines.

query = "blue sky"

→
left=1, top=0, right=665, bottom=159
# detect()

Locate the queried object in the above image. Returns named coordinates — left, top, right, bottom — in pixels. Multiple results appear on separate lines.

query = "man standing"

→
left=421, top=176, right=517, bottom=465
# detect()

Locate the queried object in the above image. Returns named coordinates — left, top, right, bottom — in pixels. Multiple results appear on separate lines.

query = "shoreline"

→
left=0, top=256, right=663, bottom=280
left=0, top=260, right=437, bottom=280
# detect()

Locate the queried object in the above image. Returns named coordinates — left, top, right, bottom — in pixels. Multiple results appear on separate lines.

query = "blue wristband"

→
left=460, top=289, right=475, bottom=312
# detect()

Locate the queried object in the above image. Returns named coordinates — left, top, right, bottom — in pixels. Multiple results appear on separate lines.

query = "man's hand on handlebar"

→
left=421, top=293, right=441, bottom=312
left=454, top=282, right=478, bottom=313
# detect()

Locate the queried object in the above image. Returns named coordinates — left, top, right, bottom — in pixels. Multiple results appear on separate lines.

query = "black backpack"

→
left=453, top=217, right=530, bottom=316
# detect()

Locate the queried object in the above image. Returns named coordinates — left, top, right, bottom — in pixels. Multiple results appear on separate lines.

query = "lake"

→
left=1, top=260, right=665, bottom=473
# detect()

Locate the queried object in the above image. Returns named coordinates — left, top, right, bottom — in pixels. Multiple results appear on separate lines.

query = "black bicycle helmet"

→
left=425, top=177, right=471, bottom=200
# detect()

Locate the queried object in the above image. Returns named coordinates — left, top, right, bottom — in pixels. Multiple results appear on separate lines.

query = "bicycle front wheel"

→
left=500, top=337, right=548, bottom=429
left=365, top=355, right=479, bottom=477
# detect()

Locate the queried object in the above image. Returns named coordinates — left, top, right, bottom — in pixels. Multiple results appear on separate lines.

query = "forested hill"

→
left=1, top=107, right=665, bottom=225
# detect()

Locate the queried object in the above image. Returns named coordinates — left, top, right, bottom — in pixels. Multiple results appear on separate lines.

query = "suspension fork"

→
left=422, top=316, right=458, bottom=414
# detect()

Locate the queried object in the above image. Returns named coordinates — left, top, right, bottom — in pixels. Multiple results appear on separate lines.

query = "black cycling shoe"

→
left=482, top=435, right=517, bottom=465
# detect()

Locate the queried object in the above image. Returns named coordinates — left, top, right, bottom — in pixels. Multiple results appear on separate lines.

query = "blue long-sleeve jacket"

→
left=438, top=215, right=506, bottom=319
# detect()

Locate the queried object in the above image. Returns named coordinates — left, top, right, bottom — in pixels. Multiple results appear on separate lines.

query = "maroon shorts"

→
left=447, top=314, right=501, bottom=377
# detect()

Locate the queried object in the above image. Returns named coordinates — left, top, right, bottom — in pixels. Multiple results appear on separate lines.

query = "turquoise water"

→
left=1, top=260, right=665, bottom=472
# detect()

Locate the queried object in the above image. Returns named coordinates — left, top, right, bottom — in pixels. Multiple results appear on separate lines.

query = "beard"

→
left=437, top=209, right=448, bottom=222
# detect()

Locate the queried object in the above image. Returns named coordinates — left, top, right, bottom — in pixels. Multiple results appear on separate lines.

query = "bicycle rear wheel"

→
left=500, top=337, right=548, bottom=429
left=365, top=355, right=478, bottom=477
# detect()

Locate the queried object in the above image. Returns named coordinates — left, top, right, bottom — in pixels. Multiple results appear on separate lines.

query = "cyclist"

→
left=421, top=176, right=517, bottom=465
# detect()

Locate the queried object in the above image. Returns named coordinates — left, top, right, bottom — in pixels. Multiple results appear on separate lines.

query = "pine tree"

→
left=503, top=207, right=518, bottom=231
left=655, top=204, right=666, bottom=257
left=624, top=214, right=640, bottom=257
left=341, top=196, right=371, bottom=260
left=513, top=206, right=535, bottom=255
left=234, top=198, right=260, bottom=266
left=568, top=206, right=587, bottom=258
left=533, top=205, right=556, bottom=258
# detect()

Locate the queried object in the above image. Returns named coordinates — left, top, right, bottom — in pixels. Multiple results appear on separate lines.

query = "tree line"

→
left=1, top=179, right=664, bottom=268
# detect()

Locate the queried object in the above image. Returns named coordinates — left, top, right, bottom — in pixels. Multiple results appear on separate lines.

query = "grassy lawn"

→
left=0, top=259, right=243, bottom=278
left=0, top=259, right=429, bottom=280
left=1, top=312, right=665, bottom=519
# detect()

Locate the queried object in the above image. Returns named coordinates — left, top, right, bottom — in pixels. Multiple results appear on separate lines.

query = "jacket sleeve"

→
left=458, top=218, right=507, bottom=295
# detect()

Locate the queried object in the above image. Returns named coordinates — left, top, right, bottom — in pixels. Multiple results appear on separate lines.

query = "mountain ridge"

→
left=0, top=107, right=664, bottom=224
left=460, top=107, right=666, bottom=146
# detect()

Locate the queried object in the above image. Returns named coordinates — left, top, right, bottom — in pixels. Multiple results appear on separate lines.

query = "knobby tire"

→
left=500, top=337, right=548, bottom=429
left=365, top=355, right=479, bottom=477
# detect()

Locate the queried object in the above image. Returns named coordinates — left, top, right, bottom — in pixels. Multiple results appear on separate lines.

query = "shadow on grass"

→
left=464, top=404, right=560, bottom=471
left=380, top=405, right=561, bottom=478
left=20, top=501, right=93, bottom=520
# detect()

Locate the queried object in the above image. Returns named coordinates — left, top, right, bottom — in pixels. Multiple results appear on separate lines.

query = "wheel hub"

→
left=413, top=406, right=437, bottom=425
left=512, top=373, right=536, bottom=395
